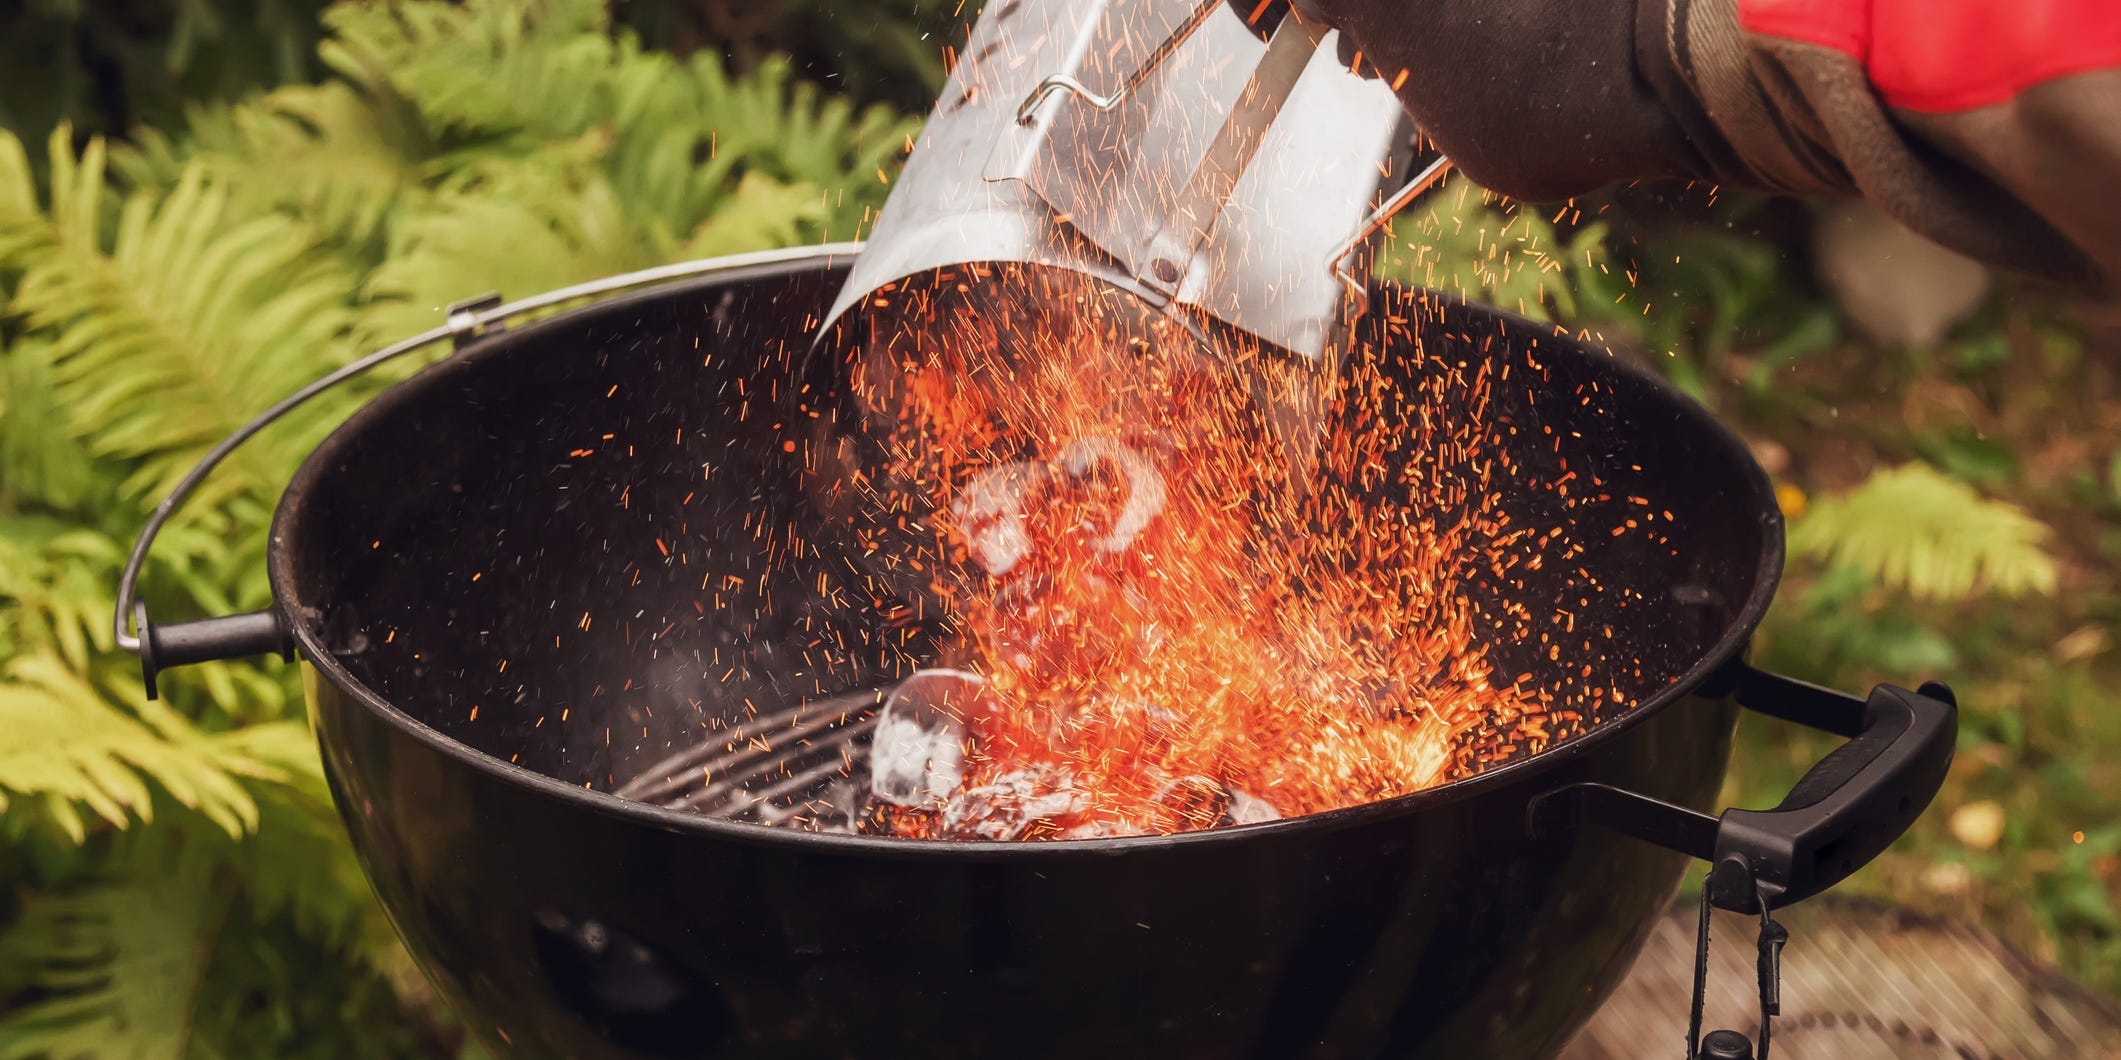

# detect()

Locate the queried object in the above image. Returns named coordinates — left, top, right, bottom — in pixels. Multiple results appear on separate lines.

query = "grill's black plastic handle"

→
left=1528, top=663, right=1958, bottom=913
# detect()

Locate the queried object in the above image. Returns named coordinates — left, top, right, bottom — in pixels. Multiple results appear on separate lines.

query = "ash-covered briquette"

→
left=854, top=675, right=1287, bottom=840
left=867, top=669, right=979, bottom=809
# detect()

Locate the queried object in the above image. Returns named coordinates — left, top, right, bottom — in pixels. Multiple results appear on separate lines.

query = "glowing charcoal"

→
left=1154, top=774, right=1235, bottom=832
left=1154, top=774, right=1281, bottom=831
left=739, top=263, right=1623, bottom=840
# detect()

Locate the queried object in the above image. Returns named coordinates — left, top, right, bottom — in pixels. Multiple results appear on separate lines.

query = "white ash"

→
left=868, top=670, right=987, bottom=808
left=938, top=765, right=1089, bottom=841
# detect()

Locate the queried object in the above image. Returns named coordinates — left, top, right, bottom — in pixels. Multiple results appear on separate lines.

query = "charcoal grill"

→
left=116, top=245, right=1955, bottom=1059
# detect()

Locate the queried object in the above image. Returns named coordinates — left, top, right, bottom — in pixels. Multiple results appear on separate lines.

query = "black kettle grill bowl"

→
left=223, top=251, right=1945, bottom=1058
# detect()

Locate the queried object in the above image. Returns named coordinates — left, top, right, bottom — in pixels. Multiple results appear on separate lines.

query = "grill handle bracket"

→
left=1529, top=664, right=1958, bottom=914
left=135, top=603, right=293, bottom=701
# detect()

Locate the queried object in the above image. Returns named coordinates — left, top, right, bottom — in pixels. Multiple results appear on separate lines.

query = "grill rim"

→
left=268, top=245, right=1786, bottom=860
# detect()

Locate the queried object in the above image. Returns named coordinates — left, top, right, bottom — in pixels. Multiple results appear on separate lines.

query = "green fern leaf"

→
left=1376, top=177, right=1587, bottom=323
left=0, top=127, right=34, bottom=216
left=319, top=0, right=616, bottom=141
left=0, top=516, right=121, bottom=672
left=0, top=656, right=271, bottom=842
left=116, top=81, right=433, bottom=246
left=677, top=172, right=832, bottom=260
left=316, top=0, right=912, bottom=249
left=361, top=147, right=666, bottom=336
left=0, top=339, right=103, bottom=512
left=0, top=127, right=364, bottom=512
left=595, top=45, right=908, bottom=245
left=673, top=51, right=912, bottom=234
left=1789, top=462, right=2060, bottom=601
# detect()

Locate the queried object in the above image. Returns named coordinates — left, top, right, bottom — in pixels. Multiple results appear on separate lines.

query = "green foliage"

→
left=1375, top=181, right=1841, bottom=405
left=0, top=518, right=116, bottom=671
left=1732, top=290, right=2119, bottom=996
left=3, top=128, right=364, bottom=509
left=0, top=0, right=912, bottom=1052
left=1761, top=565, right=1964, bottom=680
left=1376, top=177, right=1607, bottom=324
left=115, top=0, right=918, bottom=340
left=0, top=840, right=224, bottom=1060
left=1755, top=463, right=2062, bottom=708
left=0, top=658, right=274, bottom=844
left=0, top=760, right=425, bottom=1059
left=1791, top=462, right=2059, bottom=602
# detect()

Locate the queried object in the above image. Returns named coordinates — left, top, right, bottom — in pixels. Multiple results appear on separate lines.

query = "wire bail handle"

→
left=112, top=245, right=869, bottom=695
left=1687, top=855, right=1789, bottom=1060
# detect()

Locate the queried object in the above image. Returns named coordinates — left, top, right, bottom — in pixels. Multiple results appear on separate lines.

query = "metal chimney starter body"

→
left=820, top=0, right=1445, bottom=473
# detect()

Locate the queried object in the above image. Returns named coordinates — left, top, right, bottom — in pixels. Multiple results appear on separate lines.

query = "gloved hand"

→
left=1236, top=0, right=2119, bottom=288
left=1239, top=0, right=1711, bottom=205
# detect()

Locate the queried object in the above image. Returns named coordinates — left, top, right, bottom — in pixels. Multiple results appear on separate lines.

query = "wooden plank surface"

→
left=1563, top=897, right=2121, bottom=1059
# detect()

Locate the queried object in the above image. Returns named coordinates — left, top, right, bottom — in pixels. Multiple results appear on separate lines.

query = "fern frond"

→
left=320, top=0, right=615, bottom=140
left=0, top=656, right=272, bottom=843
left=117, top=82, right=433, bottom=246
left=1789, top=462, right=2060, bottom=601
left=679, top=173, right=833, bottom=260
left=0, top=339, right=104, bottom=512
left=0, top=127, right=34, bottom=216
left=1377, top=177, right=1588, bottom=323
left=0, top=128, right=364, bottom=512
left=361, top=148, right=661, bottom=336
left=672, top=51, right=913, bottom=233
left=0, top=842, right=226, bottom=1060
left=596, top=45, right=908, bottom=245
left=0, top=516, right=121, bottom=671
left=316, top=0, right=912, bottom=248
left=0, top=728, right=391, bottom=1058
left=0, top=126, right=106, bottom=276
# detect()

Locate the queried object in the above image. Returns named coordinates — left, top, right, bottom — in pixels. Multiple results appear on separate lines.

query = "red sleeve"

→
left=1741, top=0, right=2121, bottom=112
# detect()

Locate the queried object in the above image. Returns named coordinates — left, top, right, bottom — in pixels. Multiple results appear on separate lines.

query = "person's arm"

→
left=1300, top=0, right=2121, bottom=287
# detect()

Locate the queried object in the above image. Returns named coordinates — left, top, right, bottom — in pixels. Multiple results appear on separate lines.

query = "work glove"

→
left=1241, top=0, right=1700, bottom=205
left=1242, top=0, right=2121, bottom=288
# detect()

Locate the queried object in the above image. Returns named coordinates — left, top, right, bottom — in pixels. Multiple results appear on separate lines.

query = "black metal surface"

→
left=306, top=663, right=1730, bottom=1058
left=217, top=250, right=1927, bottom=1057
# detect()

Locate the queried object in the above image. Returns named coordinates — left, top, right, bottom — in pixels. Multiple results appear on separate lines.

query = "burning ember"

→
left=780, top=264, right=1611, bottom=839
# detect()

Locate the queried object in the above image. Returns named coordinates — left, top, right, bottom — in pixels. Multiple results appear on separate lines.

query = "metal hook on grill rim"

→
left=1329, top=154, right=1455, bottom=319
